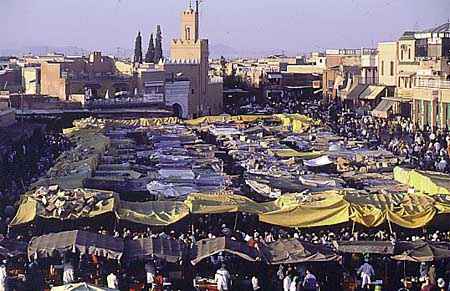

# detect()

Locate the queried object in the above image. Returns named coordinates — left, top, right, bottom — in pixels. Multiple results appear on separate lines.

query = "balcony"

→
left=415, top=78, right=450, bottom=89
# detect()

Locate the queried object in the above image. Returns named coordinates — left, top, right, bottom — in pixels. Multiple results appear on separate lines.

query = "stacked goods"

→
left=30, top=186, right=115, bottom=220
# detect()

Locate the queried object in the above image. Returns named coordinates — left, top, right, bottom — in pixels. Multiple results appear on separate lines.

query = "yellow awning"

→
left=117, top=200, right=189, bottom=226
left=259, top=192, right=350, bottom=228
left=372, top=99, right=395, bottom=118
left=359, top=85, right=385, bottom=100
left=394, top=167, right=450, bottom=195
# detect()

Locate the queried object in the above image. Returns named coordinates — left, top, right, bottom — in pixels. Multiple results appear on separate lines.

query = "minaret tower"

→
left=180, top=0, right=199, bottom=41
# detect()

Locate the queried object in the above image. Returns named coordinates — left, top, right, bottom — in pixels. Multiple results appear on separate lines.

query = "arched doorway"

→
left=173, top=103, right=183, bottom=118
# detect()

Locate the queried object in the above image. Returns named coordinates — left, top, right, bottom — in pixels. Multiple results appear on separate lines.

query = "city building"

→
left=373, top=22, right=450, bottom=126
left=159, top=0, right=223, bottom=118
left=39, top=51, right=132, bottom=101
left=322, top=48, right=378, bottom=101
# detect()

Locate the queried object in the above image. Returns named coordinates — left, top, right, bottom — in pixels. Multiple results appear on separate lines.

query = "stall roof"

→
left=191, top=237, right=261, bottom=265
left=28, top=230, right=124, bottom=260
left=392, top=240, right=450, bottom=262
left=264, top=238, right=340, bottom=264
left=124, top=237, right=187, bottom=263
left=333, top=241, right=395, bottom=255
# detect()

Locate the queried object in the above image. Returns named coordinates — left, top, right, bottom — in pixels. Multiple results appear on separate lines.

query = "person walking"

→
left=302, top=270, right=318, bottom=291
left=215, top=263, right=231, bottom=291
left=251, top=274, right=261, bottom=291
left=358, top=259, right=375, bottom=290
left=0, top=261, right=6, bottom=291
left=283, top=273, right=292, bottom=291
left=107, top=270, right=119, bottom=289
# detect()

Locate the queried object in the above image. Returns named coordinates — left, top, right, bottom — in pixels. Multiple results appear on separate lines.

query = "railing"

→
left=86, top=96, right=164, bottom=107
left=415, top=78, right=450, bottom=89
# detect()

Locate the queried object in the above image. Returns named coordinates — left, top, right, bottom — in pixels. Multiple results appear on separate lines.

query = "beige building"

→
left=377, top=42, right=398, bottom=87
left=22, top=66, right=41, bottom=95
left=322, top=48, right=378, bottom=100
left=373, top=22, right=450, bottom=127
left=162, top=1, right=223, bottom=118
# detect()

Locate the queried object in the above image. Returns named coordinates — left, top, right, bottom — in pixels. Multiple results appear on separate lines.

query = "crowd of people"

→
left=3, top=101, right=450, bottom=291
left=291, top=99, right=450, bottom=175
left=0, top=128, right=71, bottom=235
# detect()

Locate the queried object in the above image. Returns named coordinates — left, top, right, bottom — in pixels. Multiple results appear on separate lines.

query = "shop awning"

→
left=191, top=237, right=261, bottom=265
left=28, top=230, right=124, bottom=260
left=372, top=99, right=395, bottom=118
left=346, top=84, right=368, bottom=100
left=264, top=239, right=340, bottom=264
left=124, top=238, right=187, bottom=263
left=51, top=283, right=116, bottom=291
left=333, top=241, right=395, bottom=255
left=359, top=85, right=386, bottom=100
left=392, top=240, right=450, bottom=262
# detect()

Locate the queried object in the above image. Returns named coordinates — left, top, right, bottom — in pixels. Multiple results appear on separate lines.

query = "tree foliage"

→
left=154, top=25, right=163, bottom=63
left=145, top=34, right=155, bottom=63
left=133, top=31, right=143, bottom=64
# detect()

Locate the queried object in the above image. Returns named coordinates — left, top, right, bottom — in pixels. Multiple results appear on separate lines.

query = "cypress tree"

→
left=154, top=25, right=163, bottom=63
left=145, top=34, right=155, bottom=63
left=134, top=31, right=143, bottom=64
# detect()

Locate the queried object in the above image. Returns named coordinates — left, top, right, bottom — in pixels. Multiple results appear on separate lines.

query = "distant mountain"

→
left=209, top=44, right=293, bottom=59
left=0, top=46, right=90, bottom=57
left=0, top=44, right=293, bottom=60
left=210, top=43, right=240, bottom=58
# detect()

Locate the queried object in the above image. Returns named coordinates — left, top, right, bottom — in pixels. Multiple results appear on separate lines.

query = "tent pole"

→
left=387, top=218, right=394, bottom=235
left=351, top=220, right=356, bottom=235
left=233, top=212, right=239, bottom=231
left=403, top=261, right=406, bottom=278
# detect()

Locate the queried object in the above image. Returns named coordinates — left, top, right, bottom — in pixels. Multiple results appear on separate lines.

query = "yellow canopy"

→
left=394, top=167, right=450, bottom=195
left=346, top=191, right=438, bottom=228
left=9, top=189, right=117, bottom=226
left=274, top=114, right=315, bottom=133
left=183, top=115, right=273, bottom=126
left=184, top=193, right=275, bottom=214
left=350, top=205, right=386, bottom=228
left=117, top=200, right=189, bottom=226
left=259, top=192, right=350, bottom=228
left=9, top=196, right=38, bottom=226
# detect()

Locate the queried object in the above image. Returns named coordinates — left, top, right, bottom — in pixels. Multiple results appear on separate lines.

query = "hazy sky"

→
left=1, top=0, right=449, bottom=54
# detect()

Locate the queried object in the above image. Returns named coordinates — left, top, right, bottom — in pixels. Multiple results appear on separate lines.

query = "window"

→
left=401, top=50, right=404, bottom=60
left=408, top=48, right=411, bottom=59
left=381, top=61, right=384, bottom=76
left=423, top=100, right=432, bottom=126
left=447, top=103, right=450, bottom=127
left=186, top=27, right=191, bottom=40
left=390, top=61, right=394, bottom=76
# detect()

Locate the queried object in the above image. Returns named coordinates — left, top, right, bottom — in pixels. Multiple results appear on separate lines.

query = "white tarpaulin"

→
left=158, top=169, right=195, bottom=180
left=299, top=175, right=339, bottom=187
left=146, top=181, right=197, bottom=198
left=303, top=156, right=333, bottom=167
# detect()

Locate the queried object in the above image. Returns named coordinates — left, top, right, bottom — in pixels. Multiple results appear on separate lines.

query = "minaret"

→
left=180, top=0, right=199, bottom=41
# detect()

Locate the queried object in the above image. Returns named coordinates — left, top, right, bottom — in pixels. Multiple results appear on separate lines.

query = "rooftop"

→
left=421, top=22, right=450, bottom=33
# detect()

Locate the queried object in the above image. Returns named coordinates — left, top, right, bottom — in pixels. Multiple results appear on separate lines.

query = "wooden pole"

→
left=233, top=212, right=239, bottom=231
left=387, top=218, right=394, bottom=235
